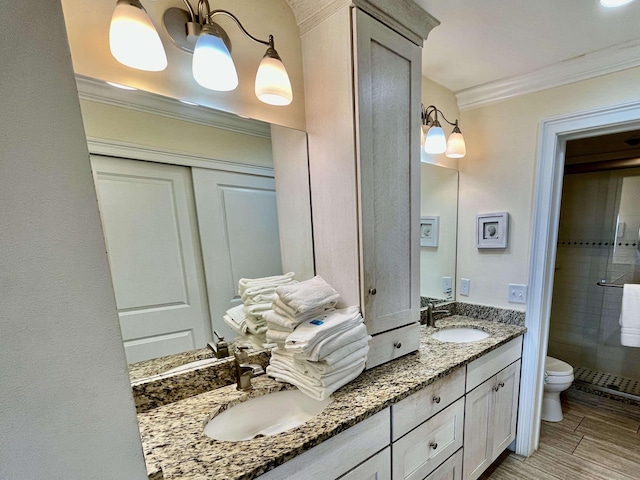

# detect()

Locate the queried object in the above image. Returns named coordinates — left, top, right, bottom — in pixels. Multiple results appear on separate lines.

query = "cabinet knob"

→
left=369, top=288, right=377, bottom=295
left=493, top=385, right=500, bottom=392
left=432, top=395, right=441, bottom=404
left=429, top=441, right=438, bottom=450
left=499, top=381, right=505, bottom=388
left=393, top=342, right=402, bottom=349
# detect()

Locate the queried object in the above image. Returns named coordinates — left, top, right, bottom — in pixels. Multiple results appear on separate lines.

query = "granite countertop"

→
left=138, top=316, right=526, bottom=480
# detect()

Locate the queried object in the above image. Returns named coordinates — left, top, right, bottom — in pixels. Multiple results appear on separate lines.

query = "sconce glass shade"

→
left=192, top=26, right=239, bottom=91
left=600, top=0, right=634, bottom=7
left=109, top=0, right=167, bottom=72
left=445, top=132, right=466, bottom=158
left=424, top=126, right=447, bottom=154
left=255, top=49, right=293, bottom=106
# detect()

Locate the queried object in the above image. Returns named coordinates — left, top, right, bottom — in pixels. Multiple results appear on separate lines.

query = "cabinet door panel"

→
left=463, top=380, right=493, bottom=480
left=491, top=360, right=521, bottom=458
left=339, top=447, right=391, bottom=480
left=354, top=9, right=421, bottom=334
left=425, top=448, right=463, bottom=480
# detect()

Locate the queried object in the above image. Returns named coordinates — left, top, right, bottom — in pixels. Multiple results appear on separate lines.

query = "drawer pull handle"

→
left=499, top=381, right=505, bottom=388
left=393, top=342, right=402, bottom=349
left=432, top=395, right=441, bottom=404
left=429, top=441, right=438, bottom=450
left=369, top=288, right=377, bottom=295
left=493, top=381, right=505, bottom=392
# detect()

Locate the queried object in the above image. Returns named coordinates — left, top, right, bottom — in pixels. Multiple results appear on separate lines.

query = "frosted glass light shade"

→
left=109, top=0, right=167, bottom=72
left=425, top=126, right=447, bottom=154
left=600, top=0, right=634, bottom=7
left=445, top=132, right=466, bottom=158
left=192, top=30, right=238, bottom=91
left=255, top=54, right=293, bottom=106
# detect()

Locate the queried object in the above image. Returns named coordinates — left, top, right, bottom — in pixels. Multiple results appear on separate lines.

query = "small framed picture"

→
left=476, top=212, right=508, bottom=248
left=420, top=216, right=439, bottom=247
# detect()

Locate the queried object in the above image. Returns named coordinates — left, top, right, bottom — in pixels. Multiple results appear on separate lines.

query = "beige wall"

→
left=79, top=99, right=273, bottom=167
left=457, top=66, right=640, bottom=308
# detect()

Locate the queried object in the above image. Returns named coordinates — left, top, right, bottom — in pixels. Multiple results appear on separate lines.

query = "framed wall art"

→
left=476, top=212, right=508, bottom=248
left=420, top=216, right=439, bottom=247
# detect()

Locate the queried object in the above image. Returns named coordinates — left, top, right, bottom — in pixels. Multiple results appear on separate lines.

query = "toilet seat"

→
left=545, top=356, right=573, bottom=376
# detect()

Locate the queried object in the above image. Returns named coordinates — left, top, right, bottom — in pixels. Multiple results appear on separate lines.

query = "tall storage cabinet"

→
left=300, top=0, right=438, bottom=368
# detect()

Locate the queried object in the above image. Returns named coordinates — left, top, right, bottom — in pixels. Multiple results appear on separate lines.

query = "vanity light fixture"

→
left=108, top=0, right=293, bottom=106
left=421, top=104, right=466, bottom=158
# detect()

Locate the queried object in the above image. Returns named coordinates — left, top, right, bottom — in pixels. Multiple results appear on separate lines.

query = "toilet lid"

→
left=545, top=356, right=573, bottom=376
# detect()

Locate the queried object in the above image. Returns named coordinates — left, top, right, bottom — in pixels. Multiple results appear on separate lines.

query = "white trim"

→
left=457, top=39, right=640, bottom=111
left=517, top=99, right=640, bottom=457
left=87, top=137, right=275, bottom=178
left=75, top=75, right=271, bottom=139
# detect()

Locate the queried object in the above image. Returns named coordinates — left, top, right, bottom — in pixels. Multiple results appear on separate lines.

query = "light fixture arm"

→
left=422, top=104, right=459, bottom=129
left=181, top=0, right=196, bottom=22
left=208, top=9, right=273, bottom=48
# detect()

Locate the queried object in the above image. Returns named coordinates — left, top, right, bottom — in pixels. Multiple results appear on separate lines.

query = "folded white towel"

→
left=275, top=275, right=340, bottom=314
left=273, top=344, right=370, bottom=378
left=266, top=362, right=365, bottom=401
left=266, top=329, right=290, bottom=343
left=313, top=334, right=371, bottom=366
left=241, top=290, right=278, bottom=305
left=238, top=272, right=296, bottom=296
left=226, top=304, right=247, bottom=325
left=245, top=314, right=267, bottom=335
left=269, top=357, right=366, bottom=387
left=265, top=320, right=294, bottom=334
left=620, top=284, right=640, bottom=347
left=272, top=297, right=336, bottom=323
left=285, top=306, right=363, bottom=355
left=295, top=322, right=368, bottom=362
left=223, top=314, right=247, bottom=336
left=243, top=303, right=273, bottom=317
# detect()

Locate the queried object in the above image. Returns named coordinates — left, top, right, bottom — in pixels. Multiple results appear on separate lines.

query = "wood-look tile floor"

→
left=481, top=388, right=640, bottom=479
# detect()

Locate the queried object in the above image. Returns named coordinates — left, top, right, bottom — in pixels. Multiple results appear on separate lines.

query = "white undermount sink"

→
left=431, top=327, right=490, bottom=343
left=204, top=389, right=333, bottom=441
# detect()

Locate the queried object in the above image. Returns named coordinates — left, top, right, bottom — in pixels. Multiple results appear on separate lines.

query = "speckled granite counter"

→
left=138, top=316, right=525, bottom=480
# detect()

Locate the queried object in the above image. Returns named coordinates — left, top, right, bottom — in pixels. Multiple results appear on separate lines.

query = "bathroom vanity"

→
left=137, top=316, right=525, bottom=479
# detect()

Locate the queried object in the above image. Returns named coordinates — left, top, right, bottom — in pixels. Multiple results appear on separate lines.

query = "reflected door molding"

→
left=91, top=155, right=212, bottom=363
left=192, top=168, right=283, bottom=339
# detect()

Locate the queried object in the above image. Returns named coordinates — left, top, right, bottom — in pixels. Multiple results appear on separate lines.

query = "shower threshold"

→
left=573, top=366, right=640, bottom=404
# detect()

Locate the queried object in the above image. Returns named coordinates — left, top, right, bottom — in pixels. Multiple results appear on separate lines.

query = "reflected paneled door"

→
left=192, top=168, right=282, bottom=339
left=91, top=156, right=211, bottom=363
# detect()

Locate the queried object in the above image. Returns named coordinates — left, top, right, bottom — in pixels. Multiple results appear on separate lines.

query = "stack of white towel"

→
left=223, top=272, right=296, bottom=349
left=264, top=276, right=370, bottom=400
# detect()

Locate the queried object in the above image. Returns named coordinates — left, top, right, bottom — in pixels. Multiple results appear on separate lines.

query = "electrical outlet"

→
left=508, top=284, right=527, bottom=304
left=460, top=278, right=470, bottom=296
left=443, top=277, right=452, bottom=295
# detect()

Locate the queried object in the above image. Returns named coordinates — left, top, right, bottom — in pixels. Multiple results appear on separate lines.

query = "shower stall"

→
left=547, top=136, right=640, bottom=401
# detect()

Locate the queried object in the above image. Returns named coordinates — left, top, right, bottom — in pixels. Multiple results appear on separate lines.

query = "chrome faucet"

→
left=233, top=346, right=265, bottom=391
left=422, top=302, right=451, bottom=327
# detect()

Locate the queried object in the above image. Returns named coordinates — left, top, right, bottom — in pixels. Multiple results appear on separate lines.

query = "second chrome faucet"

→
left=233, top=345, right=265, bottom=391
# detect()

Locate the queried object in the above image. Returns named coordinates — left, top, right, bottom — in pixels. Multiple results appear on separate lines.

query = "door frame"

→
left=517, top=99, right=640, bottom=456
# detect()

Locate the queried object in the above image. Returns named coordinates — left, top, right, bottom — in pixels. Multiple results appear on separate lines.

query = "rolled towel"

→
left=266, top=362, right=365, bottom=401
left=285, top=306, right=363, bottom=355
left=272, top=298, right=335, bottom=324
left=238, top=272, right=296, bottom=296
left=275, top=275, right=340, bottom=314
left=293, top=320, right=368, bottom=362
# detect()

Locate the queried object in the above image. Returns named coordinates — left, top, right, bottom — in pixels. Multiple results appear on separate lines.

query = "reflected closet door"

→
left=91, top=155, right=211, bottom=363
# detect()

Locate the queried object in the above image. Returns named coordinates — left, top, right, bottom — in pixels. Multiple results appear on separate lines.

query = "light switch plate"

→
left=508, top=284, right=527, bottom=304
left=443, top=277, right=452, bottom=295
left=460, top=278, right=470, bottom=296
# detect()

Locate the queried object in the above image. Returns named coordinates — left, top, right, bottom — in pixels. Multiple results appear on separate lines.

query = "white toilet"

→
left=541, top=356, right=574, bottom=422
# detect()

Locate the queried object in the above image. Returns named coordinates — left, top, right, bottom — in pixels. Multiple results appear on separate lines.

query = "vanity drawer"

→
left=425, top=448, right=463, bottom=480
left=392, top=397, right=464, bottom=480
left=392, top=367, right=465, bottom=441
left=466, top=336, right=522, bottom=392
left=366, top=323, right=421, bottom=369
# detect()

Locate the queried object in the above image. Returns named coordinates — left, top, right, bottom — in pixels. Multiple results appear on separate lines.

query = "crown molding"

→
left=456, top=38, right=640, bottom=111
left=75, top=75, right=271, bottom=139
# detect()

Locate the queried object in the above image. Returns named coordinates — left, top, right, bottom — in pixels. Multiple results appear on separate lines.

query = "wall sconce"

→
left=108, top=0, right=293, bottom=106
left=421, top=104, right=466, bottom=158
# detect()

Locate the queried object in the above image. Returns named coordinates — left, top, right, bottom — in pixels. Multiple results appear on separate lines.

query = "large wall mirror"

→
left=420, top=162, right=459, bottom=304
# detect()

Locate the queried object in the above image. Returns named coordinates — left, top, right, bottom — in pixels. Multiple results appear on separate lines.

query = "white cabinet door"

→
left=491, top=360, right=521, bottom=456
left=192, top=168, right=282, bottom=339
left=425, top=448, right=463, bottom=480
left=463, top=376, right=493, bottom=480
left=355, top=8, right=422, bottom=335
left=339, top=447, right=391, bottom=480
left=91, top=156, right=211, bottom=363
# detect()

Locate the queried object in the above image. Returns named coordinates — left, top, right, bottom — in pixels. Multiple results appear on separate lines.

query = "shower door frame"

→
left=519, top=99, right=640, bottom=457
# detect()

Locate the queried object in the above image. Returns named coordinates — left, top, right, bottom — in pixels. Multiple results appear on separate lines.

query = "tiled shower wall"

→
left=547, top=170, right=640, bottom=381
